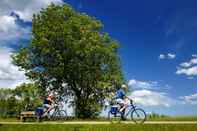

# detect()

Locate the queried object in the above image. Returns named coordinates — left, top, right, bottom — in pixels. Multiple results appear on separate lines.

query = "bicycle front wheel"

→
left=58, top=110, right=67, bottom=120
left=52, top=110, right=67, bottom=120
left=131, top=108, right=146, bottom=124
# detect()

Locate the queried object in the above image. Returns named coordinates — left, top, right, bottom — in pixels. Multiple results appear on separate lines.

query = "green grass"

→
left=148, top=116, right=197, bottom=121
left=1, top=116, right=197, bottom=122
left=1, top=116, right=197, bottom=123
left=1, top=124, right=197, bottom=131
left=0, top=118, right=20, bottom=122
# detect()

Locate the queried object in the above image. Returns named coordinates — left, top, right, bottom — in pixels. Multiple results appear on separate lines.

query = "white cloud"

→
left=0, top=48, right=27, bottom=88
left=167, top=53, right=176, bottom=59
left=180, top=62, right=191, bottom=68
left=0, top=0, right=63, bottom=21
left=0, top=15, right=17, bottom=32
left=176, top=56, right=197, bottom=76
left=159, top=53, right=176, bottom=60
left=192, top=54, right=197, bottom=58
left=180, top=57, right=197, bottom=68
left=176, top=66, right=197, bottom=76
left=159, top=54, right=165, bottom=59
left=129, top=89, right=174, bottom=107
left=0, top=0, right=63, bottom=45
left=128, top=79, right=171, bottom=91
left=128, top=79, right=176, bottom=107
left=128, top=79, right=159, bottom=90
left=180, top=93, right=197, bottom=105
left=0, top=15, right=30, bottom=43
left=14, top=0, right=63, bottom=21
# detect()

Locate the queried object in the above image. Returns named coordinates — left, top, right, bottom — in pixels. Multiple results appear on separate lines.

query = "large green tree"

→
left=12, top=4, right=124, bottom=118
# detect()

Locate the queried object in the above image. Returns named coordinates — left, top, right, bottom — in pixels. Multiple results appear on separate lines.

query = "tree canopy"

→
left=12, top=4, right=124, bottom=118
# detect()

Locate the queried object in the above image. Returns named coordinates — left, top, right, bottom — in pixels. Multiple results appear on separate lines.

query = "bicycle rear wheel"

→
left=108, top=111, right=122, bottom=122
left=131, top=108, right=146, bottom=124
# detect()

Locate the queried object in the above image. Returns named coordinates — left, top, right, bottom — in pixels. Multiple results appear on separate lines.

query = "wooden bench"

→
left=20, top=111, right=36, bottom=122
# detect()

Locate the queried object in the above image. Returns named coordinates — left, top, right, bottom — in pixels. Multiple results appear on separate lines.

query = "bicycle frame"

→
left=124, top=103, right=137, bottom=117
left=108, top=102, right=137, bottom=117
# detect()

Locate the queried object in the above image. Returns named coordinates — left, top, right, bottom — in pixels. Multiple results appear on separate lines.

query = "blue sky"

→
left=0, top=0, right=197, bottom=116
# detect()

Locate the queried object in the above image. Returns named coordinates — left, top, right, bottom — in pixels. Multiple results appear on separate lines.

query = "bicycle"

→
left=107, top=99, right=146, bottom=124
left=48, top=100, right=67, bottom=120
left=36, top=98, right=67, bottom=121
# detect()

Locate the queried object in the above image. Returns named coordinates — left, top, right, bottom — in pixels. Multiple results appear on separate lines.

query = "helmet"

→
left=121, top=84, right=127, bottom=89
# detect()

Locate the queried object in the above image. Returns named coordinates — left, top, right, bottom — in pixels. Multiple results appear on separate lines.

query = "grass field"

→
left=1, top=116, right=197, bottom=122
left=148, top=116, right=197, bottom=121
left=1, top=124, right=197, bottom=131
left=1, top=116, right=197, bottom=131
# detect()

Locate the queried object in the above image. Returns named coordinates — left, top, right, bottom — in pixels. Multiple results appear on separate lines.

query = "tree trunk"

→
left=75, top=96, right=92, bottom=119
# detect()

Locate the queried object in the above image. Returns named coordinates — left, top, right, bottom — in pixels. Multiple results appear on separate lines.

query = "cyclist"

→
left=43, top=93, right=55, bottom=116
left=114, top=84, right=130, bottom=120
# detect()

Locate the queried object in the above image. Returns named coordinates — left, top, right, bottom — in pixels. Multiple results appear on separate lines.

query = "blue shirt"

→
left=115, top=89, right=125, bottom=99
left=43, top=98, right=52, bottom=105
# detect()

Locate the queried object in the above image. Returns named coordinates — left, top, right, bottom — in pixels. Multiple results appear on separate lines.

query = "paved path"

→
left=1, top=121, right=197, bottom=124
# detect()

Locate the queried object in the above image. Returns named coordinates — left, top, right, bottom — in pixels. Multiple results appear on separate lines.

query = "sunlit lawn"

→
left=1, top=116, right=197, bottom=122
left=1, top=124, right=197, bottom=131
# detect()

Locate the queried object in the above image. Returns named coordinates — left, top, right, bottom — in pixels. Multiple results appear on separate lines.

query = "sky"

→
left=0, top=0, right=197, bottom=116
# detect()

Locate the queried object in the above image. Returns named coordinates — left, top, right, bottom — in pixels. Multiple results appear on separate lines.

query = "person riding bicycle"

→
left=114, top=84, right=131, bottom=120
left=43, top=93, right=55, bottom=116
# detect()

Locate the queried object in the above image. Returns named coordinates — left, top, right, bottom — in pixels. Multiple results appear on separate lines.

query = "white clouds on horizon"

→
left=159, top=53, right=176, bottom=60
left=128, top=78, right=196, bottom=107
left=128, top=79, right=171, bottom=90
left=129, top=89, right=174, bottom=107
left=128, top=79, right=174, bottom=107
left=128, top=79, right=159, bottom=90
left=180, top=93, right=197, bottom=105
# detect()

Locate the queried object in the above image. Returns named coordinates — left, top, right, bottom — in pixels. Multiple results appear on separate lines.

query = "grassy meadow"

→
left=1, top=124, right=197, bottom=131
left=148, top=116, right=197, bottom=121
left=1, top=116, right=197, bottom=131
left=1, top=116, right=197, bottom=122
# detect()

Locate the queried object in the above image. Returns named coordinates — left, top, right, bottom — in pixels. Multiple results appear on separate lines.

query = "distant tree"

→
left=0, top=88, right=14, bottom=117
left=13, top=83, right=42, bottom=111
left=0, top=83, right=42, bottom=118
left=5, top=96, right=19, bottom=117
left=0, top=88, right=12, bottom=100
left=0, top=99, right=7, bottom=117
left=12, top=4, right=124, bottom=118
